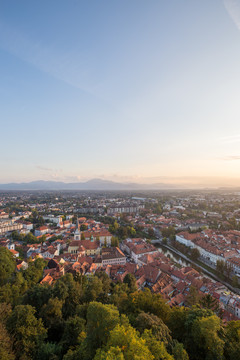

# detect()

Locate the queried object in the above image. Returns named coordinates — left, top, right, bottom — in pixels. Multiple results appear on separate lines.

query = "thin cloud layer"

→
left=36, top=166, right=53, bottom=172
left=220, top=155, right=240, bottom=160
left=224, top=0, right=240, bottom=30
left=0, top=19, right=96, bottom=95
left=219, top=134, right=240, bottom=144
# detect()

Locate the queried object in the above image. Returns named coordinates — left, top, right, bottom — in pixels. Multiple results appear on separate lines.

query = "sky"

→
left=1, top=0, right=240, bottom=186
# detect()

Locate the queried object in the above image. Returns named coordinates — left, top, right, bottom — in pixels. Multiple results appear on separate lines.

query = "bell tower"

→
left=74, top=217, right=81, bottom=241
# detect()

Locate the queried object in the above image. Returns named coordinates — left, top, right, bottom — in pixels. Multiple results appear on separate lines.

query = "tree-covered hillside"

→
left=0, top=247, right=240, bottom=360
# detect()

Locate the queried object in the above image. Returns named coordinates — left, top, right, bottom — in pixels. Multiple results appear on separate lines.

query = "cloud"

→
left=62, top=175, right=85, bottom=182
left=0, top=19, right=97, bottom=95
left=36, top=166, right=53, bottom=172
left=219, top=155, right=240, bottom=160
left=219, top=134, right=240, bottom=144
left=224, top=0, right=240, bottom=30
left=39, top=174, right=86, bottom=182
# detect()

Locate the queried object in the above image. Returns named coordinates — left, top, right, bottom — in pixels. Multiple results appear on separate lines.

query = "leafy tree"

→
left=117, top=226, right=128, bottom=239
left=94, top=346, right=124, bottom=360
left=0, top=247, right=16, bottom=286
left=28, top=210, right=44, bottom=226
left=122, top=289, right=170, bottom=324
left=123, top=273, right=137, bottom=293
left=95, top=324, right=154, bottom=360
left=127, top=226, right=136, bottom=238
left=52, top=273, right=83, bottom=318
left=161, top=227, right=175, bottom=238
left=39, top=298, right=64, bottom=341
left=191, top=315, right=224, bottom=360
left=11, top=231, right=24, bottom=242
left=185, top=286, right=200, bottom=307
left=75, top=303, right=89, bottom=320
left=63, top=275, right=83, bottom=318
left=84, top=276, right=104, bottom=303
left=7, top=305, right=47, bottom=359
left=110, top=283, right=129, bottom=310
left=85, top=302, right=121, bottom=358
left=23, top=284, right=52, bottom=314
left=155, top=204, right=163, bottom=215
left=169, top=234, right=176, bottom=242
left=138, top=289, right=170, bottom=323
left=0, top=272, right=28, bottom=306
left=95, top=271, right=111, bottom=302
left=224, top=320, right=240, bottom=360
left=15, top=246, right=25, bottom=259
left=109, top=221, right=119, bottom=234
left=172, top=342, right=189, bottom=360
left=167, top=306, right=188, bottom=342
left=39, top=235, right=46, bottom=244
left=162, top=237, right=168, bottom=245
left=53, top=277, right=69, bottom=301
left=200, top=294, right=220, bottom=313
left=23, top=232, right=38, bottom=244
left=0, top=302, right=12, bottom=322
left=135, top=312, right=172, bottom=346
left=232, top=275, right=239, bottom=288
left=183, top=307, right=224, bottom=360
left=35, top=342, right=61, bottom=360
left=60, top=315, right=86, bottom=354
left=148, top=227, right=155, bottom=238
left=216, top=260, right=225, bottom=279
left=142, top=329, right=173, bottom=360
left=190, top=248, right=200, bottom=261
left=0, top=320, right=15, bottom=360
left=111, top=236, right=119, bottom=247
left=23, top=258, right=46, bottom=287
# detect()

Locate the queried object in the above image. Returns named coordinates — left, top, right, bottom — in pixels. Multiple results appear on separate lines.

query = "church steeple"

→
left=74, top=217, right=81, bottom=241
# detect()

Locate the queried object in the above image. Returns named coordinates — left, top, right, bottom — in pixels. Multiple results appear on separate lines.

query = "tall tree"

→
left=172, top=342, right=189, bottom=360
left=60, top=315, right=86, bottom=354
left=7, top=305, right=46, bottom=359
left=200, top=294, right=220, bottom=313
left=0, top=247, right=15, bottom=286
left=39, top=298, right=64, bottom=342
left=224, top=321, right=240, bottom=360
left=94, top=324, right=154, bottom=360
left=123, top=273, right=137, bottom=293
left=85, top=302, right=121, bottom=358
left=0, top=321, right=15, bottom=360
left=135, top=312, right=172, bottom=346
left=185, top=286, right=200, bottom=307
left=142, top=329, right=174, bottom=360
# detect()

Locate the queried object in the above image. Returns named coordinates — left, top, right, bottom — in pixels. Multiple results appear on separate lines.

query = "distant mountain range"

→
left=0, top=179, right=183, bottom=191
left=0, top=178, right=238, bottom=191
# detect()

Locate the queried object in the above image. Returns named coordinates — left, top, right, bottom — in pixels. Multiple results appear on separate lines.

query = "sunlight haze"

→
left=1, top=0, right=240, bottom=187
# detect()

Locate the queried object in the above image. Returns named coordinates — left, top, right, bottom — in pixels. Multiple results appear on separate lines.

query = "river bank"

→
left=153, top=240, right=240, bottom=295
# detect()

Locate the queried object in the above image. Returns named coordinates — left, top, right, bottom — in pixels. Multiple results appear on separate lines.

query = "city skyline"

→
left=1, top=1, right=240, bottom=185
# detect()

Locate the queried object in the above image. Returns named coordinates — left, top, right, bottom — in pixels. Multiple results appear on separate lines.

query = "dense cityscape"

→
left=1, top=190, right=240, bottom=359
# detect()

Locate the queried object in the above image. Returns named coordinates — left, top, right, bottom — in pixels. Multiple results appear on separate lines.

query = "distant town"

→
left=1, top=189, right=240, bottom=321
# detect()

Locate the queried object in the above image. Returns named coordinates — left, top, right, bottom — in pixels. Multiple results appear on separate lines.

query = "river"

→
left=155, top=243, right=190, bottom=267
left=154, top=242, right=226, bottom=285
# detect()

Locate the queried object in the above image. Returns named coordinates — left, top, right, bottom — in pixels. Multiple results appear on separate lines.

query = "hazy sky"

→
left=1, top=0, right=240, bottom=185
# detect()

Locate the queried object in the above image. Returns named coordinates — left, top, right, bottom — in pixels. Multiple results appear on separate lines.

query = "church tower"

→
left=74, top=217, right=81, bottom=241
